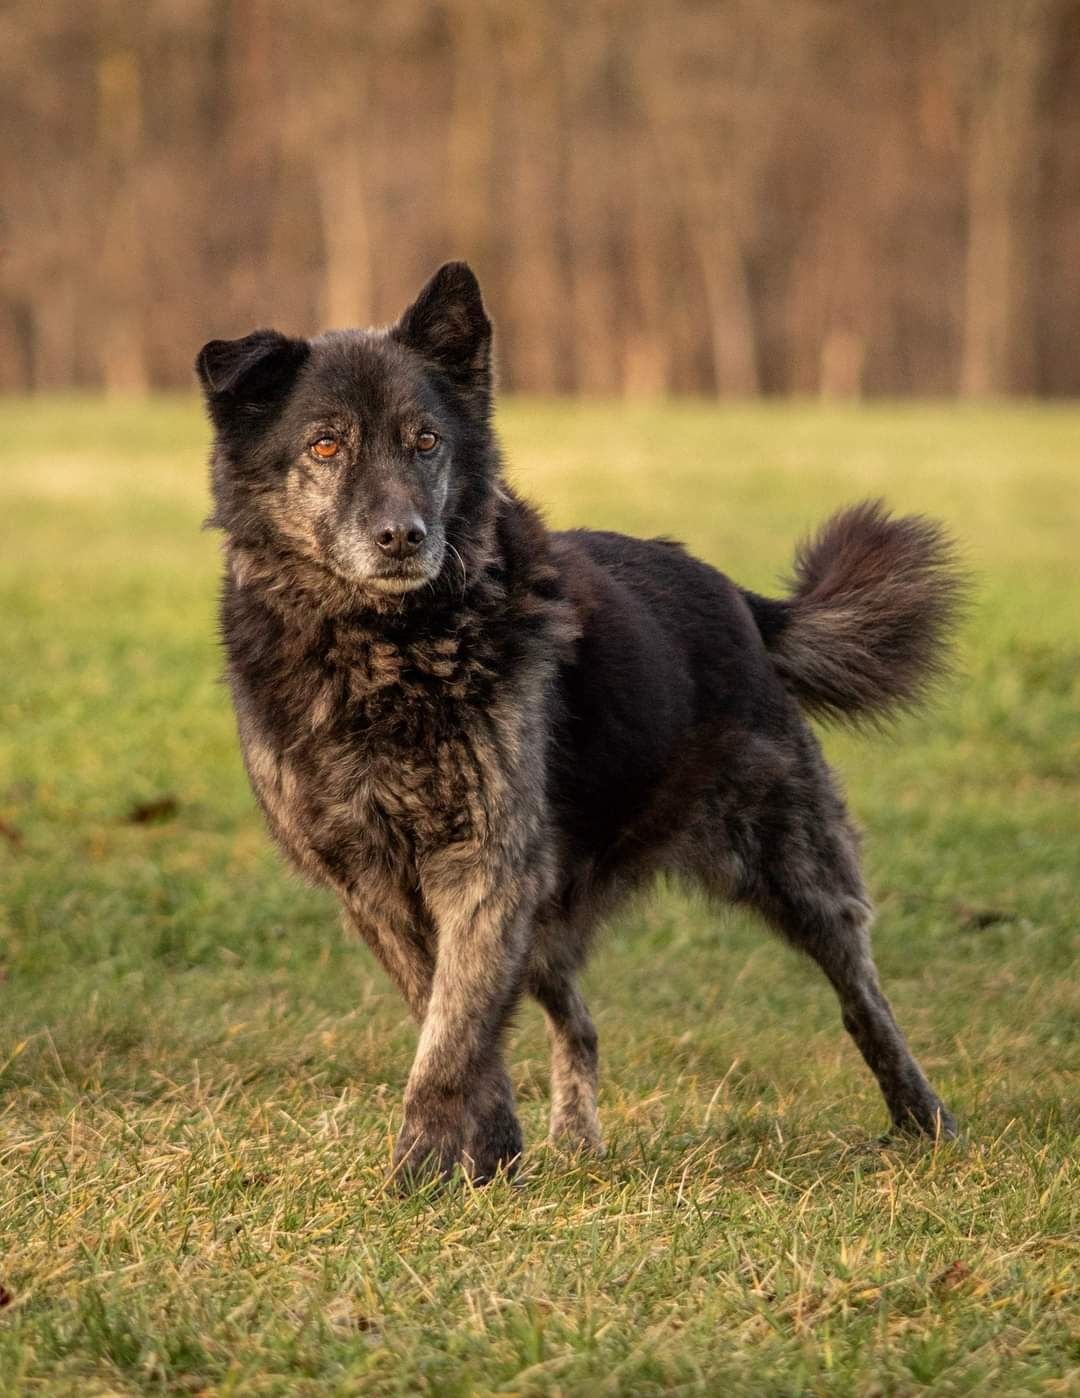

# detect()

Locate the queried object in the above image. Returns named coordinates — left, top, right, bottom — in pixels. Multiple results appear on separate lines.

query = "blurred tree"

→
left=957, top=0, right=1058, bottom=397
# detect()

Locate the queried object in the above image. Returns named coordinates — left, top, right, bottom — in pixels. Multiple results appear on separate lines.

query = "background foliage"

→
left=3, top=0, right=1080, bottom=397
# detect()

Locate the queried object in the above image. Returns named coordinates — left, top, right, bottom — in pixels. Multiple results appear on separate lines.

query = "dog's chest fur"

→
left=233, top=619, right=501, bottom=886
left=223, top=542, right=576, bottom=902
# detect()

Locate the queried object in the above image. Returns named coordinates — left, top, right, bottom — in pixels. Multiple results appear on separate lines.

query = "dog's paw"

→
left=886, top=1100, right=960, bottom=1144
left=390, top=1119, right=465, bottom=1193
left=466, top=1101, right=524, bottom=1184
left=549, top=1109, right=605, bottom=1158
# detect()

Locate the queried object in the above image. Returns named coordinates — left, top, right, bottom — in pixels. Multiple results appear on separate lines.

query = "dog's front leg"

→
left=393, top=862, right=534, bottom=1187
left=345, top=895, right=521, bottom=1179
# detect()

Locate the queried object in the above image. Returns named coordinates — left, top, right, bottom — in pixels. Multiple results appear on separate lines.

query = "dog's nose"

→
left=374, top=516, right=427, bottom=559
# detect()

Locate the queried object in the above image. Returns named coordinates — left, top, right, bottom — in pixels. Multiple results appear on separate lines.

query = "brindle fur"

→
left=197, top=262, right=965, bottom=1188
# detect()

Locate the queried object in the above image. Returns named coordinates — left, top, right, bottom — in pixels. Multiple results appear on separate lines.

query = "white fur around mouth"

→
left=363, top=573, right=432, bottom=595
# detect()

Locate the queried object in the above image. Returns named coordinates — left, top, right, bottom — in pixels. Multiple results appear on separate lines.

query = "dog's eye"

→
left=311, top=437, right=339, bottom=460
left=416, top=431, right=439, bottom=454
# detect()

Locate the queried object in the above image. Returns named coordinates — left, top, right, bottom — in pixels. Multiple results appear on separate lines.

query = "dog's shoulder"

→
left=481, top=486, right=584, bottom=662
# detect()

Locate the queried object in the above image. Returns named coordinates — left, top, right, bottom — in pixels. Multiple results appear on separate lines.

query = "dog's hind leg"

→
left=530, top=966, right=603, bottom=1154
left=736, top=781, right=957, bottom=1139
left=771, top=886, right=956, bottom=1138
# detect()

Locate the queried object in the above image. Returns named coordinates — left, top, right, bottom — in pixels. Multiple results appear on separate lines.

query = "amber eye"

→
left=311, top=436, right=339, bottom=460
left=416, top=431, right=439, bottom=453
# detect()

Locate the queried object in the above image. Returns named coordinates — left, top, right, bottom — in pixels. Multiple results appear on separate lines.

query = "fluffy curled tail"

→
left=744, top=500, right=968, bottom=725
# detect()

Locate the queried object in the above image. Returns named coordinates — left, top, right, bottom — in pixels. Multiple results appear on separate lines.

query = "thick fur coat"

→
left=197, top=262, right=965, bottom=1186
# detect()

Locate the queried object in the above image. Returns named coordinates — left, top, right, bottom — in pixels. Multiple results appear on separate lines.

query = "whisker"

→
left=446, top=543, right=467, bottom=595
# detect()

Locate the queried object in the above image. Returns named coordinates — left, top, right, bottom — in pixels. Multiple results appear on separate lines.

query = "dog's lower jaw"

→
left=362, top=573, right=432, bottom=596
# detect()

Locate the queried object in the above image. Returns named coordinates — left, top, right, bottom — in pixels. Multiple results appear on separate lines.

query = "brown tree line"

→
left=1, top=0, right=1078, bottom=397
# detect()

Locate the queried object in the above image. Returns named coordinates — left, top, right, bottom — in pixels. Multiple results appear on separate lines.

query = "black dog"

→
left=197, top=262, right=964, bottom=1187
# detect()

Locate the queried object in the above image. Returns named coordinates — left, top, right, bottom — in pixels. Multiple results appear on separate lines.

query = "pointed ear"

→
left=391, top=262, right=493, bottom=413
left=195, top=329, right=309, bottom=432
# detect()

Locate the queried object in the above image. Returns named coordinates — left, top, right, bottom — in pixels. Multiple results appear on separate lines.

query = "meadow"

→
left=0, top=398, right=1077, bottom=1395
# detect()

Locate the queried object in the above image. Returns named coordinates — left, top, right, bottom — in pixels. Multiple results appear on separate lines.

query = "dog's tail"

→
left=742, top=500, right=967, bottom=726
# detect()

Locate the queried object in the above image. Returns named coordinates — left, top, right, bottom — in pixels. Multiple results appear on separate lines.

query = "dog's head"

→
left=197, top=262, right=496, bottom=599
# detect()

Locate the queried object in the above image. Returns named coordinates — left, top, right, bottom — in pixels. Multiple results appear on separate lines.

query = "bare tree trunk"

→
left=445, top=0, right=496, bottom=264
left=96, top=43, right=149, bottom=394
left=317, top=130, right=372, bottom=331
left=635, top=0, right=761, bottom=396
left=961, top=1, right=1054, bottom=397
left=500, top=2, right=566, bottom=394
left=31, top=284, right=80, bottom=391
left=0, top=303, right=32, bottom=391
left=563, top=8, right=623, bottom=396
left=696, top=211, right=761, bottom=396
left=624, top=158, right=673, bottom=397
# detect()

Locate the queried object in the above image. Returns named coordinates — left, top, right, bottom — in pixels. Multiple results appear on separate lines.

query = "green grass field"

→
left=1, top=398, right=1077, bottom=1395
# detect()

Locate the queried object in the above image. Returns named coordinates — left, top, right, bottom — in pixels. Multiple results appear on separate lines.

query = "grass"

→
left=0, top=395, right=1077, bottom=1395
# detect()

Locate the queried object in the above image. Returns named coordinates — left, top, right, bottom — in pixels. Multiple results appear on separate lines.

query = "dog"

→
left=197, top=261, right=964, bottom=1187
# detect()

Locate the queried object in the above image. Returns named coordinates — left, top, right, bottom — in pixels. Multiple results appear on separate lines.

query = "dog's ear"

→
left=195, top=329, right=309, bottom=433
left=392, top=262, right=493, bottom=415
